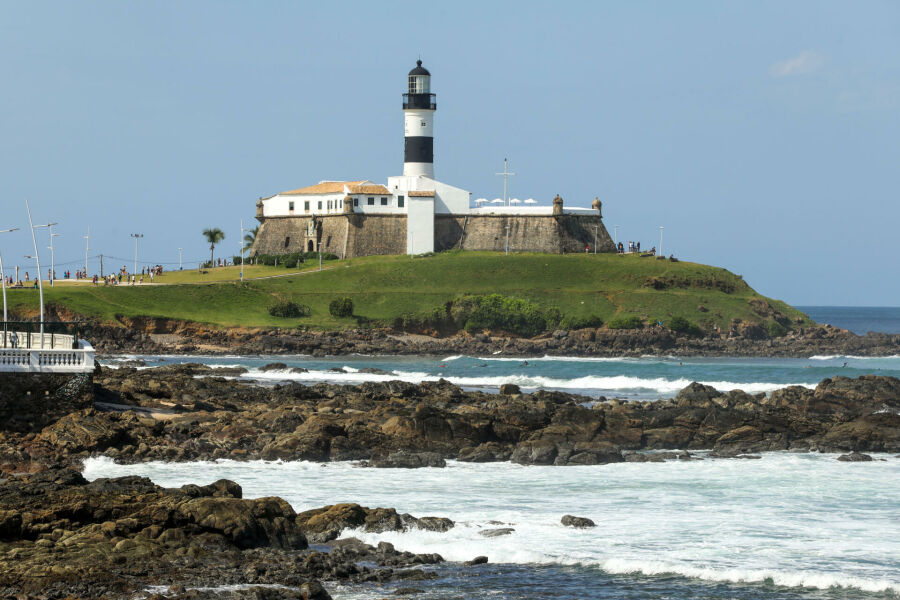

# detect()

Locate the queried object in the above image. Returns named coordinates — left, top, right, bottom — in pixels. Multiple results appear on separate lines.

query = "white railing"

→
left=0, top=336, right=95, bottom=374
left=0, top=331, right=76, bottom=350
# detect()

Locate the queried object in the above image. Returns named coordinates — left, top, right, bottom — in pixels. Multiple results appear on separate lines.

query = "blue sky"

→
left=1, top=1, right=898, bottom=305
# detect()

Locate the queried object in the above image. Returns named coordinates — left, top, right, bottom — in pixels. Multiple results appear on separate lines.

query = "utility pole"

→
left=239, top=220, right=245, bottom=281
left=178, top=248, right=183, bottom=271
left=614, top=225, right=619, bottom=247
left=592, top=225, right=598, bottom=254
left=659, top=226, right=664, bottom=257
left=84, top=227, right=90, bottom=277
left=48, top=225, right=60, bottom=286
left=100, top=254, right=104, bottom=277
left=130, top=233, right=143, bottom=276
left=495, top=158, right=515, bottom=206
left=0, top=227, right=20, bottom=327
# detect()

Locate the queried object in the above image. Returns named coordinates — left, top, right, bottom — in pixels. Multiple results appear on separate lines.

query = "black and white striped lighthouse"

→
left=403, top=60, right=436, bottom=178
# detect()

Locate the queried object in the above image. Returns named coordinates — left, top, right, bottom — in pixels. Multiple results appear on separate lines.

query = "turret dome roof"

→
left=408, top=60, right=430, bottom=76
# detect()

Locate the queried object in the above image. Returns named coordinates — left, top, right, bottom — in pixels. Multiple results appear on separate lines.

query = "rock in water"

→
left=479, top=527, right=515, bottom=537
left=561, top=514, right=596, bottom=528
left=465, top=556, right=489, bottom=565
left=371, top=451, right=446, bottom=468
left=837, top=451, right=874, bottom=462
left=499, top=383, right=521, bottom=395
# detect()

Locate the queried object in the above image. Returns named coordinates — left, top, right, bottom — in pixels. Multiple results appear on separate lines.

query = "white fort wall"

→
left=406, top=196, right=435, bottom=254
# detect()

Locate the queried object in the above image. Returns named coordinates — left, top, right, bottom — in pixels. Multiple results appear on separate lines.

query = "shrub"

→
left=608, top=315, right=644, bottom=329
left=668, top=316, right=702, bottom=336
left=329, top=297, right=354, bottom=318
left=767, top=320, right=788, bottom=338
left=268, top=301, right=310, bottom=318
left=451, top=294, right=561, bottom=337
left=559, top=315, right=604, bottom=330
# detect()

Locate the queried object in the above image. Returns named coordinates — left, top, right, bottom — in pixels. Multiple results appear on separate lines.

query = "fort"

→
left=251, top=61, right=615, bottom=258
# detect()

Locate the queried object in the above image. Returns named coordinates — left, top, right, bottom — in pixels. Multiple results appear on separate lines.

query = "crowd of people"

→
left=616, top=241, right=657, bottom=255
left=2, top=264, right=167, bottom=288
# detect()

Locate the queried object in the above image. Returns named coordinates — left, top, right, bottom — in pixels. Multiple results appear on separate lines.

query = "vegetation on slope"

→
left=5, top=251, right=813, bottom=335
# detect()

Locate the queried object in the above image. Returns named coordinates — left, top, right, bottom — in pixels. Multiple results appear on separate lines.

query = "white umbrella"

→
left=491, top=198, right=505, bottom=204
left=524, top=198, right=537, bottom=204
left=509, top=198, right=521, bottom=204
left=475, top=198, right=487, bottom=204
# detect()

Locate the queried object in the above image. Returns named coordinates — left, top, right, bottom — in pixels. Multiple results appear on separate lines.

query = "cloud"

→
left=769, top=51, right=824, bottom=77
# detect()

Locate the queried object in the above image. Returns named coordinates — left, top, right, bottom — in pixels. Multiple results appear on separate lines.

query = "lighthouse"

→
left=403, top=60, right=436, bottom=178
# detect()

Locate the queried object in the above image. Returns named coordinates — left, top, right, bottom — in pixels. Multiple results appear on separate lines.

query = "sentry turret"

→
left=403, top=60, right=436, bottom=178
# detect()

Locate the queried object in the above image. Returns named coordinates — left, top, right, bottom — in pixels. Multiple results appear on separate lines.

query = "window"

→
left=339, top=199, right=342, bottom=209
left=304, top=201, right=310, bottom=212
left=398, top=195, right=404, bottom=208
left=354, top=198, right=359, bottom=207
left=367, top=197, right=374, bottom=206
left=380, top=197, right=388, bottom=206
left=317, top=201, right=322, bottom=210
left=284, top=236, right=290, bottom=248
left=288, top=201, right=295, bottom=212
left=327, top=200, right=332, bottom=210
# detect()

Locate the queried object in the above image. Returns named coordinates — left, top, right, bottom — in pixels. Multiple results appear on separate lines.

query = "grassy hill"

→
left=5, top=251, right=812, bottom=335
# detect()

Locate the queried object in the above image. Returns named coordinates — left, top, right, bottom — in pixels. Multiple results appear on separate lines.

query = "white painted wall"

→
left=403, top=110, right=433, bottom=137
left=406, top=196, right=435, bottom=254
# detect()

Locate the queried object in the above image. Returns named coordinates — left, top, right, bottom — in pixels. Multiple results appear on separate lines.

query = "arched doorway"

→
left=307, top=240, right=314, bottom=252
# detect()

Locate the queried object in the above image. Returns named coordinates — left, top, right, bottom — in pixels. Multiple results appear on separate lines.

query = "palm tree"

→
left=202, top=228, right=225, bottom=267
left=243, top=226, right=259, bottom=253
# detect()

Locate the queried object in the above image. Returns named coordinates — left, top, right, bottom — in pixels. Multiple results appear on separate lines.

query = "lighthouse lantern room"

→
left=403, top=60, right=436, bottom=178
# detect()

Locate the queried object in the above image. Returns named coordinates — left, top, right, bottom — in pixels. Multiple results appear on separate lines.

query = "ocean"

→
left=90, top=306, right=900, bottom=599
left=799, top=306, right=900, bottom=336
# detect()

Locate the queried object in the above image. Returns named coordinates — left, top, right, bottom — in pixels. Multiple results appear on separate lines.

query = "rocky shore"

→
left=75, top=318, right=900, bottom=358
left=1, top=366, right=898, bottom=598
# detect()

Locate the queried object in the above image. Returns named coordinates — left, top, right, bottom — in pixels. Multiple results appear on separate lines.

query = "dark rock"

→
left=837, top=451, right=874, bottom=462
left=260, top=363, right=289, bottom=372
left=464, top=556, right=489, bottom=566
left=499, top=383, right=521, bottom=395
left=561, top=515, right=596, bottom=528
left=371, top=451, right=446, bottom=469
left=479, top=527, right=514, bottom=537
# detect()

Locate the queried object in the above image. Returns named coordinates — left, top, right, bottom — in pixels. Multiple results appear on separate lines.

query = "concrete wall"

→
left=435, top=214, right=616, bottom=254
left=252, top=215, right=405, bottom=258
left=407, top=197, right=435, bottom=254
left=252, top=213, right=616, bottom=258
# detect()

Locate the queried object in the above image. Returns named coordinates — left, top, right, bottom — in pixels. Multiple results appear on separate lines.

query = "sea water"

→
left=100, top=353, right=900, bottom=400
left=84, top=454, right=900, bottom=599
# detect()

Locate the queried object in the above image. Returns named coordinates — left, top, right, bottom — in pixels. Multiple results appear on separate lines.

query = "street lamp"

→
left=48, top=227, right=61, bottom=286
left=84, top=226, right=90, bottom=278
left=614, top=225, right=619, bottom=247
left=130, top=233, right=143, bottom=276
left=178, top=248, right=183, bottom=271
left=26, top=199, right=55, bottom=348
left=659, top=226, right=664, bottom=257
left=239, top=220, right=245, bottom=281
left=592, top=225, right=598, bottom=254
left=0, top=227, right=20, bottom=330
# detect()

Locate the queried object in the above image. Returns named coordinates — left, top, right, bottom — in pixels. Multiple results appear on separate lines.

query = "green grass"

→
left=5, top=251, right=814, bottom=333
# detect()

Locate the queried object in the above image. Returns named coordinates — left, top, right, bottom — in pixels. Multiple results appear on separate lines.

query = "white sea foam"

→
left=239, top=367, right=810, bottom=395
left=83, top=454, right=900, bottom=595
left=809, top=354, right=900, bottom=360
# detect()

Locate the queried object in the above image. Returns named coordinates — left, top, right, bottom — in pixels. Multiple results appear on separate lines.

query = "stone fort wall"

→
left=251, top=213, right=615, bottom=257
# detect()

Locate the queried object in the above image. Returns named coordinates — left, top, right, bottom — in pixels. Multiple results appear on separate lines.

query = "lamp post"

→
left=84, top=226, right=90, bottom=277
left=239, top=220, right=245, bottom=281
left=614, top=225, right=619, bottom=247
left=592, top=225, right=598, bottom=254
left=178, top=248, right=183, bottom=271
left=504, top=224, right=510, bottom=255
left=26, top=200, right=54, bottom=348
left=0, top=227, right=20, bottom=329
left=130, top=233, right=143, bottom=276
left=659, top=226, right=664, bottom=257
left=48, top=227, right=60, bottom=286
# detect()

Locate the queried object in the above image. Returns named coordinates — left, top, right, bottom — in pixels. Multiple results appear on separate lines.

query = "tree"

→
left=202, top=228, right=225, bottom=266
left=243, top=226, right=259, bottom=253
